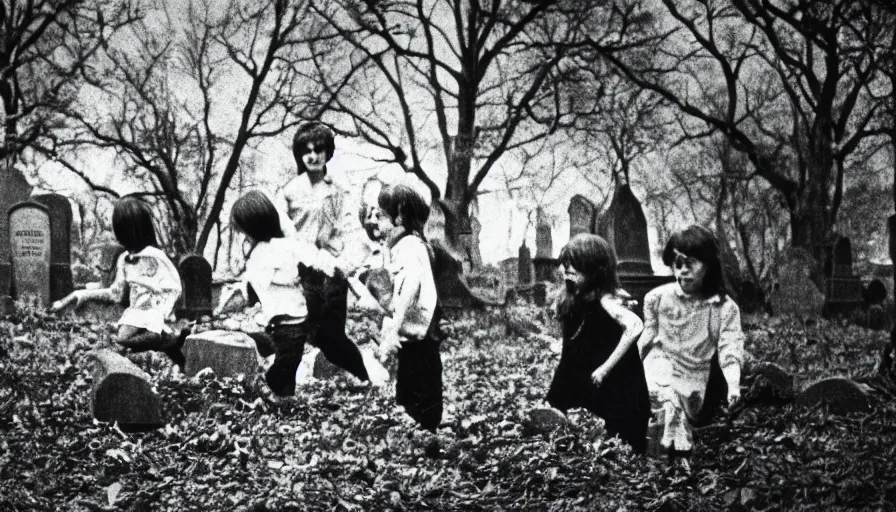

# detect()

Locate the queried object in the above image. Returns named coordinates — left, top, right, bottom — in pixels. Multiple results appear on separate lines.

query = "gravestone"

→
left=822, top=236, right=864, bottom=317
left=595, top=184, right=652, bottom=275
left=33, top=194, right=74, bottom=301
left=518, top=244, right=533, bottom=285
left=523, top=407, right=568, bottom=436
left=750, top=362, right=795, bottom=403
left=535, top=208, right=552, bottom=258
left=500, top=257, right=518, bottom=290
left=533, top=208, right=557, bottom=282
left=9, top=202, right=51, bottom=306
left=183, top=330, right=258, bottom=378
left=795, top=377, right=870, bottom=415
left=593, top=185, right=673, bottom=314
left=769, top=247, right=825, bottom=317
left=0, top=168, right=33, bottom=296
left=568, top=195, right=596, bottom=238
left=177, top=254, right=213, bottom=320
left=89, top=349, right=164, bottom=431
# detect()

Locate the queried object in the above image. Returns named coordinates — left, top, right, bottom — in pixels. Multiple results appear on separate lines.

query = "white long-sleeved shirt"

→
left=274, top=173, right=369, bottom=276
left=380, top=235, right=437, bottom=342
left=243, top=238, right=323, bottom=325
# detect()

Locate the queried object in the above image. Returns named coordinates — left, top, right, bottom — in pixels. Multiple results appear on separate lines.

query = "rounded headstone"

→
left=796, top=377, right=870, bottom=415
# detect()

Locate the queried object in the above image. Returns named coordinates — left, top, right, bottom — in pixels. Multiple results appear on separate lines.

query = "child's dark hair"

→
left=230, top=191, right=285, bottom=243
left=662, top=224, right=728, bottom=299
left=112, top=196, right=159, bottom=252
left=559, top=234, right=620, bottom=295
left=378, top=184, right=430, bottom=237
left=556, top=234, right=619, bottom=318
left=292, top=122, right=335, bottom=174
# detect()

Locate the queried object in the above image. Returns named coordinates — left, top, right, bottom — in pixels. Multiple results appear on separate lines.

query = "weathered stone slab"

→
left=750, top=362, right=795, bottom=402
left=177, top=254, right=213, bottom=320
left=523, top=407, right=568, bottom=435
left=795, top=377, right=870, bottom=415
left=595, top=185, right=653, bottom=275
left=568, top=195, right=596, bottom=238
left=0, top=168, right=33, bottom=297
left=88, top=349, right=164, bottom=430
left=9, top=202, right=51, bottom=306
left=33, top=193, right=75, bottom=302
left=183, top=330, right=258, bottom=378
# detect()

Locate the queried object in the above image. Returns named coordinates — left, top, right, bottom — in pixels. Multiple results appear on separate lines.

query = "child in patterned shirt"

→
left=52, top=197, right=188, bottom=368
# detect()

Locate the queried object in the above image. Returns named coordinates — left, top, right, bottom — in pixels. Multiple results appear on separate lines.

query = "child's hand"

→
left=51, top=292, right=80, bottom=312
left=727, top=389, right=741, bottom=406
left=590, top=365, right=610, bottom=387
left=376, top=339, right=400, bottom=363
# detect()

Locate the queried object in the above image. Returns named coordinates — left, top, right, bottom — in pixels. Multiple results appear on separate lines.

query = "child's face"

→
left=672, top=249, right=706, bottom=296
left=363, top=206, right=387, bottom=242
left=560, top=262, right=587, bottom=294
left=300, top=141, right=327, bottom=175
left=376, top=211, right=402, bottom=244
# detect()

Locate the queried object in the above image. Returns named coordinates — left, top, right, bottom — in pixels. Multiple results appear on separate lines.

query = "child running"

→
left=52, top=197, right=188, bottom=368
left=638, top=225, right=745, bottom=467
left=216, top=190, right=351, bottom=397
left=547, top=233, right=651, bottom=453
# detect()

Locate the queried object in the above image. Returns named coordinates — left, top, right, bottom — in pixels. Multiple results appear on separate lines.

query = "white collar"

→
left=673, top=282, right=721, bottom=303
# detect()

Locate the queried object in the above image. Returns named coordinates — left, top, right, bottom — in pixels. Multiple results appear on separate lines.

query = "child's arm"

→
left=52, top=254, right=128, bottom=311
left=213, top=281, right=249, bottom=316
left=637, top=288, right=661, bottom=360
left=717, top=299, right=746, bottom=404
left=591, top=294, right=645, bottom=386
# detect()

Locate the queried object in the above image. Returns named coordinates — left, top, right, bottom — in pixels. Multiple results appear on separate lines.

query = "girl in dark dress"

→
left=547, top=234, right=652, bottom=453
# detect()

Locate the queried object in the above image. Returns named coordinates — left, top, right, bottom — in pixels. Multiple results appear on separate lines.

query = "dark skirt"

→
left=548, top=334, right=651, bottom=453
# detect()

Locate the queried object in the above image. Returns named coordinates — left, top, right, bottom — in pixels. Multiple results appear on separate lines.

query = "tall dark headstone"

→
left=822, top=236, right=864, bottom=317
left=0, top=169, right=33, bottom=296
left=33, top=194, right=74, bottom=301
left=535, top=208, right=552, bottom=258
left=596, top=184, right=652, bottom=275
left=177, top=254, right=213, bottom=320
left=518, top=244, right=533, bottom=285
left=568, top=195, right=596, bottom=238
left=9, top=202, right=51, bottom=306
left=533, top=208, right=557, bottom=282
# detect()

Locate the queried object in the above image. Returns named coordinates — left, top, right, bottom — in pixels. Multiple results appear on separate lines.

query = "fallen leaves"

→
left=0, top=306, right=894, bottom=510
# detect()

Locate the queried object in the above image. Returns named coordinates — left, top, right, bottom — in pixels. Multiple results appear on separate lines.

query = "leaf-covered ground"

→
left=0, top=305, right=894, bottom=511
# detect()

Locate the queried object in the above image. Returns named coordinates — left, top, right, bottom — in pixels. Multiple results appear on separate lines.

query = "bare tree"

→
left=0, top=0, right=139, bottom=166
left=586, top=0, right=892, bottom=262
left=38, top=0, right=330, bottom=259
left=303, top=0, right=660, bottom=260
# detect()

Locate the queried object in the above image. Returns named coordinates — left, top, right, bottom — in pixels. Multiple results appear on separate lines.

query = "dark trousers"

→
left=117, top=328, right=185, bottom=368
left=246, top=319, right=313, bottom=397
left=299, top=265, right=370, bottom=382
left=396, top=336, right=443, bottom=432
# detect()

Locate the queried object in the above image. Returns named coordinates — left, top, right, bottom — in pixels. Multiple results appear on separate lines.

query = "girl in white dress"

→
left=52, top=197, right=188, bottom=368
left=638, top=225, right=745, bottom=467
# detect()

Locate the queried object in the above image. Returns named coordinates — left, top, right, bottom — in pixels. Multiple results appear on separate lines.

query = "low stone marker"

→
left=751, top=362, right=795, bottom=402
left=177, top=254, right=213, bottom=320
left=523, top=407, right=568, bottom=435
left=183, top=330, right=258, bottom=378
left=9, top=202, right=52, bottom=306
left=89, top=349, right=164, bottom=430
left=795, top=377, right=870, bottom=415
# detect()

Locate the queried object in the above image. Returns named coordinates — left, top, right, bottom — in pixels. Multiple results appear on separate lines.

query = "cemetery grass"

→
left=0, top=307, right=894, bottom=511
